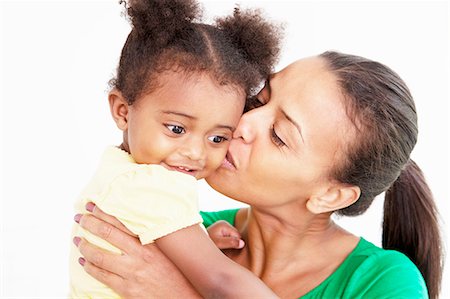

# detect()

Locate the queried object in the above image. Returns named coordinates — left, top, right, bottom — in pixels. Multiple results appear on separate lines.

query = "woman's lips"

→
left=221, top=152, right=236, bottom=170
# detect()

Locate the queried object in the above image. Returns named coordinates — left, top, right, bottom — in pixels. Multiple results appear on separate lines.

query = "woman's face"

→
left=206, top=56, right=354, bottom=206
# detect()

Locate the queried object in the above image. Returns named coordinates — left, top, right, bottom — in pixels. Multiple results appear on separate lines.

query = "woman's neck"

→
left=242, top=206, right=335, bottom=271
left=227, top=206, right=359, bottom=296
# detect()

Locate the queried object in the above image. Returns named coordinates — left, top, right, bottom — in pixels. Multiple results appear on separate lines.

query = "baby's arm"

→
left=156, top=224, right=278, bottom=299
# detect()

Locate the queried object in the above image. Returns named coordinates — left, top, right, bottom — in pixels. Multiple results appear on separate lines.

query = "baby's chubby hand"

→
left=207, top=220, right=245, bottom=250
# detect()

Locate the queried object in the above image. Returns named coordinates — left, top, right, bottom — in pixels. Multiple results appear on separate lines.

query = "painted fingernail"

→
left=73, top=237, right=81, bottom=247
left=74, top=214, right=82, bottom=223
left=78, top=257, right=85, bottom=266
left=86, top=202, right=95, bottom=212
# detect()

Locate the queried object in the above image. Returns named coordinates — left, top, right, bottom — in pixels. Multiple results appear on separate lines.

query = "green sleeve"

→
left=342, top=251, right=428, bottom=299
left=302, top=239, right=428, bottom=299
left=200, top=209, right=239, bottom=228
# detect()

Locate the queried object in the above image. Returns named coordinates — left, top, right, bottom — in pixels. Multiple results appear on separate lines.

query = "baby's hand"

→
left=207, top=220, right=245, bottom=250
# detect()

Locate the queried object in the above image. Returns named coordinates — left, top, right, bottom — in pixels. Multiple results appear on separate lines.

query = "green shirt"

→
left=200, top=209, right=428, bottom=299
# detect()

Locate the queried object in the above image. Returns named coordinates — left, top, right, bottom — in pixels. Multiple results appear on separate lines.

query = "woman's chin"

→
left=206, top=168, right=235, bottom=192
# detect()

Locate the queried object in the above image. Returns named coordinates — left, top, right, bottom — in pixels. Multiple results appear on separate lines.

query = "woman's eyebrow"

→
left=280, top=109, right=305, bottom=144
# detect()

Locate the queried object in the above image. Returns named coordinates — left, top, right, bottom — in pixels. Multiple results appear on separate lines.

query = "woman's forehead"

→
left=270, top=56, right=355, bottom=147
left=276, top=56, right=327, bottom=81
left=271, top=56, right=339, bottom=101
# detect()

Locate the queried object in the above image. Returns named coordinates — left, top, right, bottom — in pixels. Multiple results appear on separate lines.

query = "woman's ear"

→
left=306, top=184, right=361, bottom=214
left=108, top=89, right=129, bottom=131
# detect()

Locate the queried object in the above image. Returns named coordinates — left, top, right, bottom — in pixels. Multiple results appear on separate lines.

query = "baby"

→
left=70, top=0, right=281, bottom=298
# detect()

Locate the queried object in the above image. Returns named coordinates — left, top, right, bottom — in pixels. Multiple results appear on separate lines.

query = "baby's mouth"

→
left=171, top=166, right=197, bottom=176
left=162, top=163, right=200, bottom=177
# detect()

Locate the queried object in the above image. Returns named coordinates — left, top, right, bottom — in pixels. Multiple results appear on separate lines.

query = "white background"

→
left=1, top=0, right=448, bottom=298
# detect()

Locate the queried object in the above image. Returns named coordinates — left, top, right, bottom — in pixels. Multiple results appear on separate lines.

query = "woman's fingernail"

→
left=73, top=237, right=81, bottom=247
left=85, top=202, right=95, bottom=212
left=78, top=257, right=86, bottom=266
left=74, top=214, right=82, bottom=223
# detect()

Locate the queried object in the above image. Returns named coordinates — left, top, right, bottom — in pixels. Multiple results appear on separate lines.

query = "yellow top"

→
left=69, top=146, right=201, bottom=298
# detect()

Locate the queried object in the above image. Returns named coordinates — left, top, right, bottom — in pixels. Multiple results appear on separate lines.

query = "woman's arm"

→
left=76, top=204, right=278, bottom=298
left=75, top=205, right=201, bottom=298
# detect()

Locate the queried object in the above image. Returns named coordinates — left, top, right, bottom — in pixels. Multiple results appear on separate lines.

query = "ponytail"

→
left=383, top=159, right=443, bottom=299
left=321, top=52, right=443, bottom=298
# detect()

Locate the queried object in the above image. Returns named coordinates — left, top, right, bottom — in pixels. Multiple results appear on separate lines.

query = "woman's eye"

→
left=270, top=125, right=286, bottom=147
left=208, top=136, right=228, bottom=144
left=166, top=125, right=185, bottom=135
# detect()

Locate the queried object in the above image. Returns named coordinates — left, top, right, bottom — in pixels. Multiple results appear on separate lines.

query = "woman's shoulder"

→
left=345, top=238, right=428, bottom=297
left=350, top=238, right=422, bottom=273
left=303, top=238, right=428, bottom=299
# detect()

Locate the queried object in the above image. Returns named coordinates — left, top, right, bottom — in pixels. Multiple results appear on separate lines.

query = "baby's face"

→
left=126, top=71, right=245, bottom=179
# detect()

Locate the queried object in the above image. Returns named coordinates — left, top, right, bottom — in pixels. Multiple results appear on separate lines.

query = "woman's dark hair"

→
left=111, top=0, right=282, bottom=104
left=320, top=51, right=443, bottom=299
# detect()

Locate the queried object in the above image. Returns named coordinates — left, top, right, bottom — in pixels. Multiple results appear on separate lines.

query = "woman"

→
left=74, top=51, right=443, bottom=298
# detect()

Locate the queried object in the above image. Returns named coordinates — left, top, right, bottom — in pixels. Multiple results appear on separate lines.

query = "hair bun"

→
left=216, top=6, right=283, bottom=79
left=122, top=0, right=202, bottom=45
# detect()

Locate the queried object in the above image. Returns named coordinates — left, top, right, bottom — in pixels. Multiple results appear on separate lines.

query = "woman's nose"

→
left=233, top=109, right=260, bottom=143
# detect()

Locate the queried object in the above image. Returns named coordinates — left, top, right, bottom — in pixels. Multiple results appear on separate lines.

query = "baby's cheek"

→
left=204, top=148, right=228, bottom=176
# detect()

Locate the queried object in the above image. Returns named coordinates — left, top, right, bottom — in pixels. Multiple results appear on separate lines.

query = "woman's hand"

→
left=73, top=203, right=201, bottom=298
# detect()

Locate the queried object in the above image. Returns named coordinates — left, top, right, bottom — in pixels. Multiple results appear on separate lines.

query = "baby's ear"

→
left=108, top=89, right=129, bottom=131
left=306, top=184, right=361, bottom=214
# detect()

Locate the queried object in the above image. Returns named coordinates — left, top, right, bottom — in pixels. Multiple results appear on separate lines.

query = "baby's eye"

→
left=166, top=125, right=185, bottom=135
left=208, top=136, right=228, bottom=144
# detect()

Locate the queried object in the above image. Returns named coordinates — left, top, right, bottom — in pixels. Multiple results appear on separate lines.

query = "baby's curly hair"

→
left=110, top=0, right=283, bottom=104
